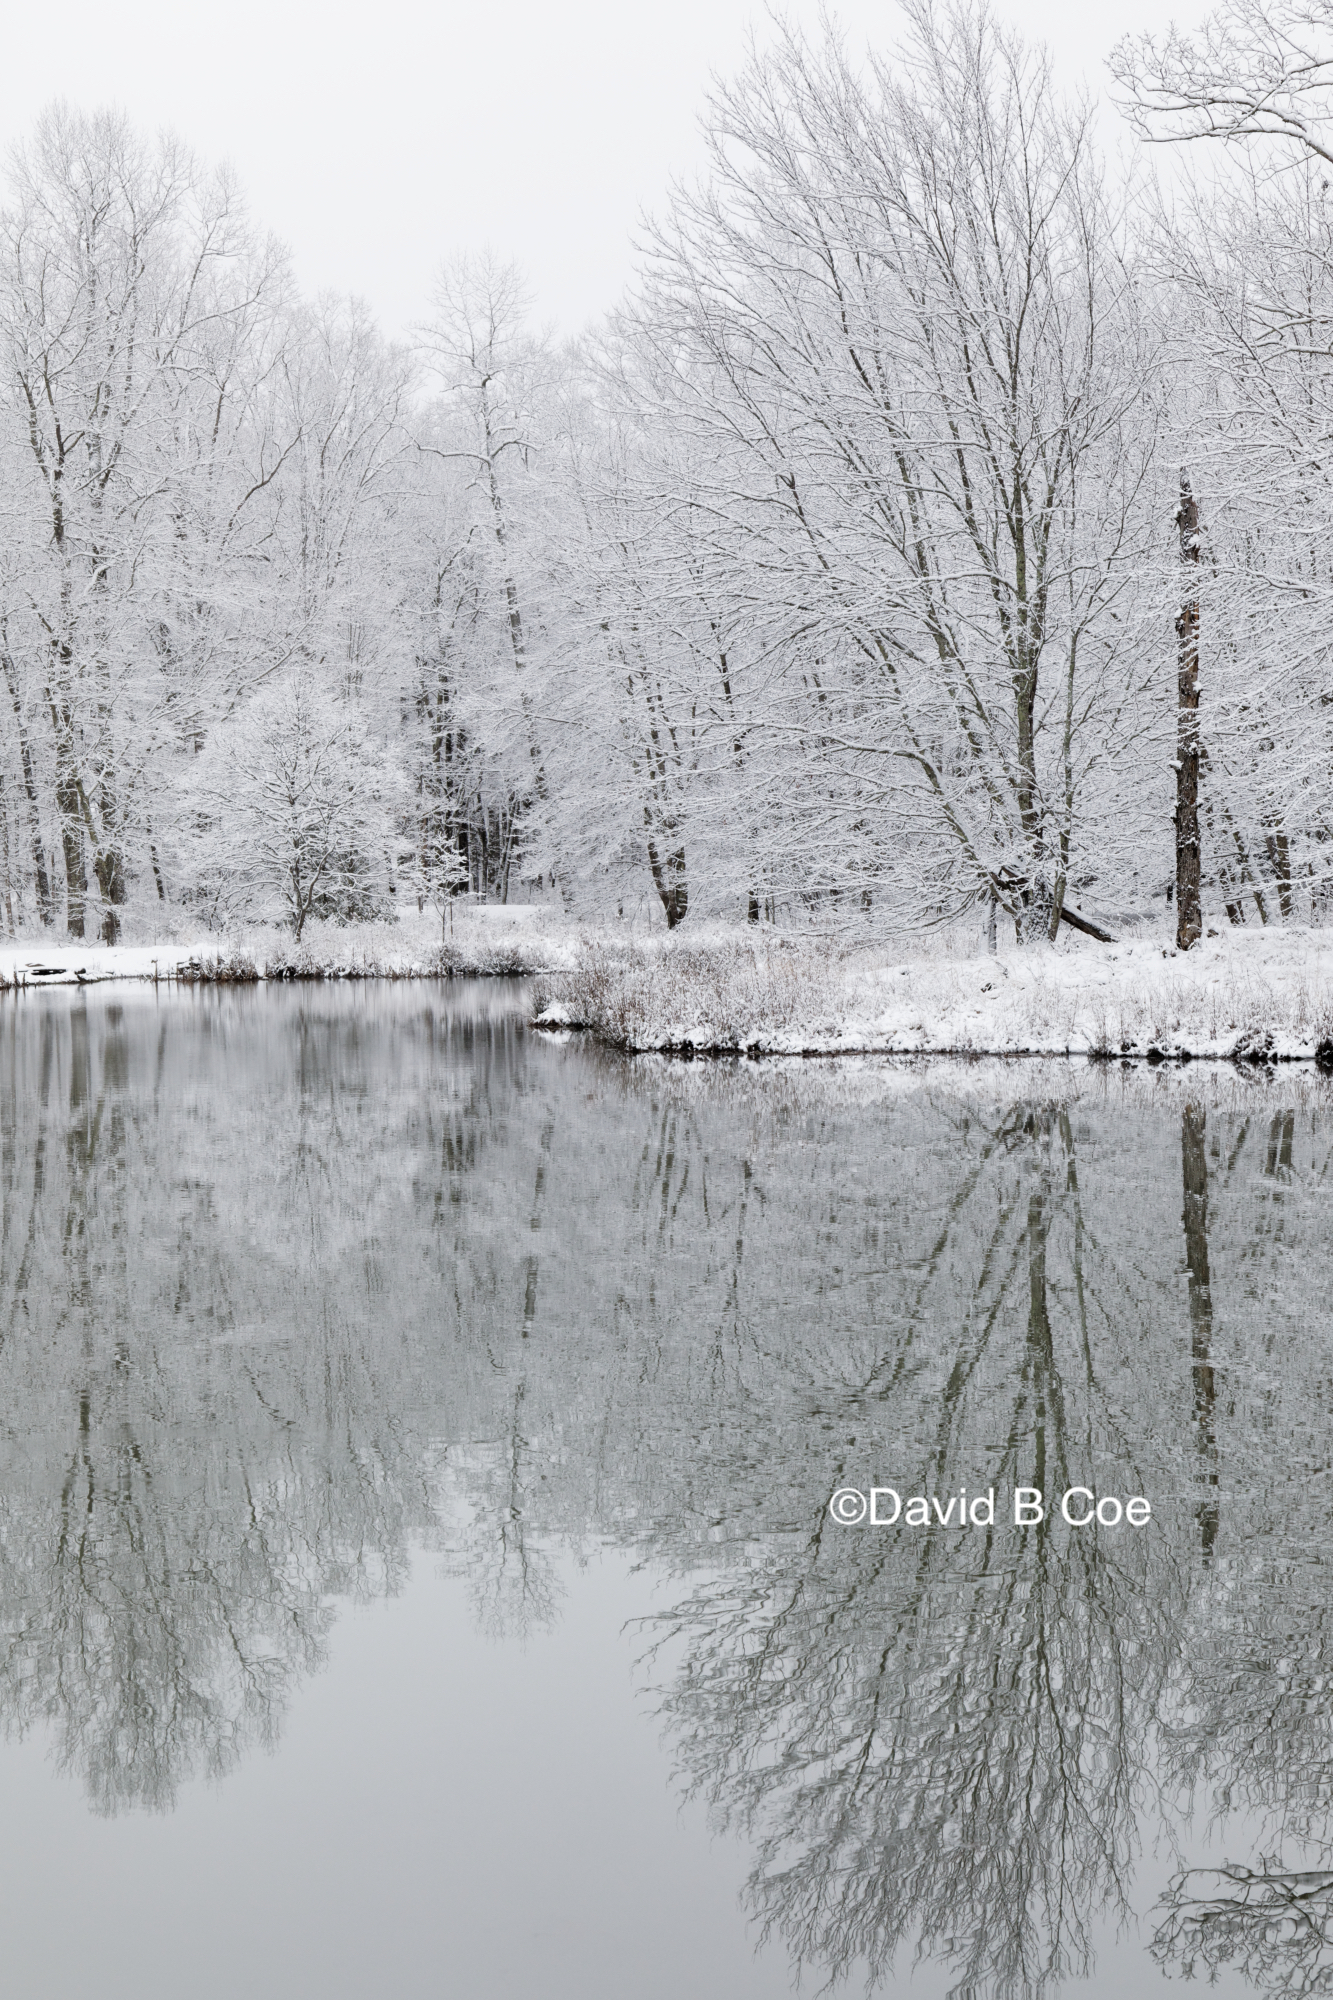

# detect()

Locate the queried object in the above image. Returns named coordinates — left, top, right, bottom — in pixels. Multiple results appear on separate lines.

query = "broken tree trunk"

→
left=1058, top=904, right=1116, bottom=944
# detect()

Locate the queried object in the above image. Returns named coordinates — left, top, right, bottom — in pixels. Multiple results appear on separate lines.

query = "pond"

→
left=0, top=980, right=1328, bottom=1998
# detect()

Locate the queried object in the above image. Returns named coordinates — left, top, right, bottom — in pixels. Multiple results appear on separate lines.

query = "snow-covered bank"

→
left=0, top=910, right=581, bottom=991
left=533, top=930, right=1333, bottom=1065
left=11, top=918, right=1333, bottom=1070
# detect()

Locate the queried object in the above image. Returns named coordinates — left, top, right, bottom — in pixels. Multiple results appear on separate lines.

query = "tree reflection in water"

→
left=1, top=985, right=1331, bottom=1995
left=1154, top=1861, right=1333, bottom=1995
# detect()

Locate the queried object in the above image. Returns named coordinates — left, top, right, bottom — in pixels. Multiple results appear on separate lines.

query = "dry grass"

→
left=534, top=937, right=848, bottom=1050
left=174, top=951, right=260, bottom=983
left=535, top=931, right=1333, bottom=1065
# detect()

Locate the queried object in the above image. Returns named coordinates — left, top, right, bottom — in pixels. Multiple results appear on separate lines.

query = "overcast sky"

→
left=0, top=0, right=1205, bottom=338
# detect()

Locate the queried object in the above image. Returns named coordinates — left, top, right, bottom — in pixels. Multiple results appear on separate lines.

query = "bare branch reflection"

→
left=1, top=988, right=1331, bottom=2000
left=1154, top=1859, right=1333, bottom=1996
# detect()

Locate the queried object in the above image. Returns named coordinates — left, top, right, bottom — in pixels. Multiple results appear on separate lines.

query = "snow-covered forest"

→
left=5, top=0, right=1333, bottom=950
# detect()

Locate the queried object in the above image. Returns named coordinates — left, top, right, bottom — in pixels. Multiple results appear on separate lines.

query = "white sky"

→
left=0, top=0, right=1206, bottom=338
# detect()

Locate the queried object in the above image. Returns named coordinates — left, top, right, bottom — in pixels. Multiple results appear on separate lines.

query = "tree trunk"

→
left=1057, top=903, right=1116, bottom=944
left=52, top=707, right=88, bottom=940
left=1265, top=823, right=1292, bottom=919
left=1175, top=470, right=1203, bottom=949
left=480, top=389, right=555, bottom=810
left=94, top=835, right=124, bottom=942
left=1181, top=1103, right=1218, bottom=1556
left=144, top=815, right=167, bottom=904
left=1, top=642, right=54, bottom=925
left=645, top=824, right=688, bottom=928
left=0, top=774, right=14, bottom=934
left=89, top=516, right=125, bottom=941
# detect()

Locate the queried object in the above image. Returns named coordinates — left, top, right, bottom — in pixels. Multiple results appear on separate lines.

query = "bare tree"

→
left=0, top=106, right=290, bottom=936
left=1176, top=472, right=1204, bottom=945
left=633, top=3, right=1163, bottom=941
left=0, top=111, right=255, bottom=936
left=1112, top=0, right=1333, bottom=165
left=416, top=258, right=564, bottom=901
left=189, top=664, right=397, bottom=937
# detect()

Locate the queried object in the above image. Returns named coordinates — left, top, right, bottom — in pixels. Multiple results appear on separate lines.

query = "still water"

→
left=0, top=979, right=1329, bottom=1998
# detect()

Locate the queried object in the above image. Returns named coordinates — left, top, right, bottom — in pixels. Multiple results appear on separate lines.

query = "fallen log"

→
left=1058, top=904, right=1116, bottom=944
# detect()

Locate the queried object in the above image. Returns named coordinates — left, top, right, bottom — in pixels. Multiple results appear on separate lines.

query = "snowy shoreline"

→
left=7, top=922, right=1333, bottom=1071
left=532, top=929, right=1333, bottom=1068
left=0, top=910, right=576, bottom=992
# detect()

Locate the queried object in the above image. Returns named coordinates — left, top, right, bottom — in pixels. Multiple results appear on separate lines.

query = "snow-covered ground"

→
left=0, top=908, right=582, bottom=990
left=9, top=916, right=1333, bottom=1067
left=534, top=927, right=1333, bottom=1063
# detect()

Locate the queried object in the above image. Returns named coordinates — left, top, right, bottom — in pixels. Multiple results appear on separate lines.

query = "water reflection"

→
left=1154, top=1859, right=1333, bottom=1993
left=1, top=984, right=1331, bottom=1995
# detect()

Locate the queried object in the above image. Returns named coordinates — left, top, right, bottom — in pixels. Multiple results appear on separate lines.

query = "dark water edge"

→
left=1, top=980, right=1330, bottom=1997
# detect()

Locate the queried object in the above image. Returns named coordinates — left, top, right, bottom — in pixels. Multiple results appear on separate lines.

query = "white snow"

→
left=0, top=910, right=583, bottom=989
left=535, top=926, right=1333, bottom=1062
left=8, top=920, right=1333, bottom=1068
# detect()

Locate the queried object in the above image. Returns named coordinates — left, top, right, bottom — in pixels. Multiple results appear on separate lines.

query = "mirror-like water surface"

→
left=1, top=982, right=1330, bottom=1998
